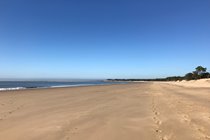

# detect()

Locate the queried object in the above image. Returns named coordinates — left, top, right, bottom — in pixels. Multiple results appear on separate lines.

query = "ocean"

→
left=0, top=80, right=126, bottom=91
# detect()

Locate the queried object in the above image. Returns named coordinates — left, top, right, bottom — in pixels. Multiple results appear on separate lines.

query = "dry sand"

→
left=166, top=78, right=210, bottom=88
left=0, top=82, right=210, bottom=140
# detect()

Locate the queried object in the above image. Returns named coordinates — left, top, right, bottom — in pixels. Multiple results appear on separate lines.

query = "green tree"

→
left=195, top=66, right=207, bottom=75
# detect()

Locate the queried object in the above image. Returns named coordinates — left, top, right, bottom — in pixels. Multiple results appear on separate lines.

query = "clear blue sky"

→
left=0, top=0, right=210, bottom=79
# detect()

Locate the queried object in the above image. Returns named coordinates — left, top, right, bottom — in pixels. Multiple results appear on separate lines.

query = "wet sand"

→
left=0, top=82, right=210, bottom=140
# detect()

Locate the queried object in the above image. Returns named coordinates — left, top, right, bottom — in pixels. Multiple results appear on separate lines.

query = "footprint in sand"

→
left=181, top=114, right=191, bottom=123
left=156, top=120, right=162, bottom=125
left=180, top=114, right=210, bottom=140
left=156, top=129, right=162, bottom=133
left=151, top=95, right=170, bottom=140
left=195, top=126, right=210, bottom=139
left=155, top=111, right=160, bottom=115
left=156, top=130, right=170, bottom=140
left=197, top=126, right=205, bottom=133
left=152, top=110, right=164, bottom=139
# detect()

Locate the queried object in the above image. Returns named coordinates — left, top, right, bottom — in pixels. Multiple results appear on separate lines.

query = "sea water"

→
left=0, top=80, right=126, bottom=91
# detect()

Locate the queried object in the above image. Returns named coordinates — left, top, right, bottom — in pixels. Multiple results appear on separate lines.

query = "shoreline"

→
left=0, top=82, right=132, bottom=93
left=0, top=82, right=129, bottom=92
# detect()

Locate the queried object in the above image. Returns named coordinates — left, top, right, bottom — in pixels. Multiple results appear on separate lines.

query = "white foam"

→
left=50, top=84, right=96, bottom=88
left=0, top=87, right=26, bottom=91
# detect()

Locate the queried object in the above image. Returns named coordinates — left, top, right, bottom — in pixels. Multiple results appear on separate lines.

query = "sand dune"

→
left=0, top=82, right=210, bottom=140
left=166, top=78, right=210, bottom=88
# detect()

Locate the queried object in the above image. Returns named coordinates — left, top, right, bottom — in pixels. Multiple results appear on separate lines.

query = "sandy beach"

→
left=0, top=82, right=210, bottom=140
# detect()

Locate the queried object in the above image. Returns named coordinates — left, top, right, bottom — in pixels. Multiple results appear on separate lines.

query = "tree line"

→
left=107, top=66, right=210, bottom=82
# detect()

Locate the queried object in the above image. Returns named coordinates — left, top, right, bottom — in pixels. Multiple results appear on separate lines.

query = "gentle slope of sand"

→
left=166, top=78, right=210, bottom=88
left=0, top=82, right=210, bottom=140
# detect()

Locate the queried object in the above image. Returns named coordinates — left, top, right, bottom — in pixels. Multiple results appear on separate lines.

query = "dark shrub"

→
left=200, top=72, right=210, bottom=79
left=185, top=73, right=193, bottom=81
